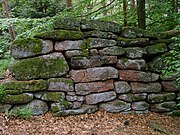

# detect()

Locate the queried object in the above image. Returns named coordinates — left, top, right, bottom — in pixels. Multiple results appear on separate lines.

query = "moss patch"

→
left=1, top=80, right=47, bottom=94
left=146, top=43, right=167, bottom=55
left=2, top=93, right=33, bottom=104
left=10, top=53, right=69, bottom=80
left=35, top=30, right=84, bottom=41
left=41, top=92, right=65, bottom=102
left=12, top=38, right=42, bottom=53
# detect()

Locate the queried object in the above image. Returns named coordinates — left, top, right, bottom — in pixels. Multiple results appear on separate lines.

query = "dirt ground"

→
left=0, top=111, right=179, bottom=135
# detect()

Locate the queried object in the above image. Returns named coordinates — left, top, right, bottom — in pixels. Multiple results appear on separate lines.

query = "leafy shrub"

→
left=5, top=107, right=33, bottom=119
left=0, top=85, right=6, bottom=102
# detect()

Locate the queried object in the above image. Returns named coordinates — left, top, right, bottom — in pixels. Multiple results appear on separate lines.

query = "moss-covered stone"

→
left=2, top=93, right=33, bottom=104
left=48, top=78, right=74, bottom=92
left=53, top=17, right=81, bottom=30
left=145, top=43, right=167, bottom=55
left=10, top=99, right=48, bottom=116
left=99, top=100, right=131, bottom=113
left=35, top=30, right=84, bottom=40
left=1, top=80, right=47, bottom=94
left=147, top=93, right=176, bottom=103
left=11, top=38, right=53, bottom=59
left=81, top=20, right=122, bottom=33
left=99, top=46, right=125, bottom=56
left=51, top=100, right=72, bottom=113
left=41, top=92, right=65, bottom=102
left=118, top=93, right=147, bottom=102
left=84, top=30, right=118, bottom=39
left=116, top=37, right=149, bottom=47
left=148, top=52, right=172, bottom=72
left=0, top=103, right=12, bottom=113
left=10, top=53, right=69, bottom=80
left=121, top=27, right=156, bottom=39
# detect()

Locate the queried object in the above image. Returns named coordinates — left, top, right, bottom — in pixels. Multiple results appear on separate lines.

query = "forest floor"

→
left=0, top=111, right=179, bottom=135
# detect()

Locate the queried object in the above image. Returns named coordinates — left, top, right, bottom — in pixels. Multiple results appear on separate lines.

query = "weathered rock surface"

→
left=75, top=80, right=114, bottom=95
left=65, top=50, right=83, bottom=58
left=116, top=59, right=147, bottom=70
left=40, top=92, right=65, bottom=102
left=114, top=81, right=131, bottom=94
left=116, top=37, right=149, bottom=47
left=99, top=100, right=131, bottom=112
left=72, top=101, right=83, bottom=109
left=88, top=38, right=116, bottom=48
left=99, top=46, right=125, bottom=56
left=149, top=53, right=170, bottom=72
left=55, top=40, right=83, bottom=51
left=70, top=67, right=118, bottom=82
left=53, top=17, right=81, bottom=30
left=48, top=78, right=74, bottom=92
left=145, top=43, right=167, bottom=55
left=131, top=82, right=162, bottom=93
left=125, top=47, right=146, bottom=58
left=2, top=93, right=33, bottom=104
left=11, top=100, right=48, bottom=115
left=84, top=30, right=117, bottom=39
left=118, top=93, right=147, bottom=102
left=85, top=91, right=116, bottom=104
left=51, top=101, right=72, bottom=113
left=81, top=20, right=122, bottom=33
left=161, top=81, right=180, bottom=92
left=119, top=70, right=159, bottom=82
left=150, top=101, right=176, bottom=112
left=0, top=103, right=12, bottom=113
left=53, top=105, right=98, bottom=116
left=1, top=79, right=47, bottom=94
left=11, top=38, right=53, bottom=59
left=132, top=101, right=149, bottom=111
left=11, top=53, right=69, bottom=80
left=147, top=93, right=176, bottom=103
left=35, top=30, right=84, bottom=40
left=121, top=27, right=156, bottom=39
left=70, top=56, right=117, bottom=69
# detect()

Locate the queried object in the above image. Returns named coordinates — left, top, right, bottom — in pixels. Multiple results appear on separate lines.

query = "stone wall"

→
left=0, top=18, right=179, bottom=116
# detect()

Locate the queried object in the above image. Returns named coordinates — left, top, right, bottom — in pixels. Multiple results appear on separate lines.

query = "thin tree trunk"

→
left=1, top=0, right=15, bottom=41
left=137, top=0, right=146, bottom=29
left=123, top=0, right=128, bottom=27
left=66, top=0, right=72, bottom=7
left=131, top=0, right=135, bottom=10
left=103, top=1, right=107, bottom=16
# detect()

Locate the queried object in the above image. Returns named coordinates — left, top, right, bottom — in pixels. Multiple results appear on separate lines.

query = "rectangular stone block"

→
left=55, top=40, right=83, bottom=51
left=48, top=78, right=74, bottom=92
left=70, top=56, right=117, bottom=69
left=85, top=91, right=116, bottom=105
left=119, top=70, right=159, bottom=82
left=131, top=82, right=162, bottom=93
left=88, top=38, right=116, bottom=49
left=75, top=80, right=114, bottom=95
left=70, top=67, right=118, bottom=82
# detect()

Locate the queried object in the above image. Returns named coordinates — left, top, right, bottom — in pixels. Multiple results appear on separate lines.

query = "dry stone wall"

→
left=0, top=18, right=179, bottom=116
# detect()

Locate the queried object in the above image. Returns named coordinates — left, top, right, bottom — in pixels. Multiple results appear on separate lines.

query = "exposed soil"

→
left=0, top=111, right=179, bottom=135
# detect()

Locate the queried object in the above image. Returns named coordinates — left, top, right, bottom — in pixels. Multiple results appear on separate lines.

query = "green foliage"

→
left=6, top=0, right=66, bottom=18
left=161, top=42, right=180, bottom=86
left=0, top=56, right=12, bottom=75
left=0, top=85, right=7, bottom=102
left=5, top=107, right=32, bottom=119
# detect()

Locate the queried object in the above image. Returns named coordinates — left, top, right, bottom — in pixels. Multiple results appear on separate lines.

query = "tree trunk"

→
left=123, top=0, right=128, bottom=27
left=66, top=0, right=72, bottom=7
left=1, top=0, right=15, bottom=41
left=103, top=1, right=107, bottom=16
left=131, top=0, right=135, bottom=10
left=137, top=0, right=146, bottom=29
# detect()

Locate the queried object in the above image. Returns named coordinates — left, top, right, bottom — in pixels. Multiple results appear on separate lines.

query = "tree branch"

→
left=77, top=0, right=116, bottom=17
